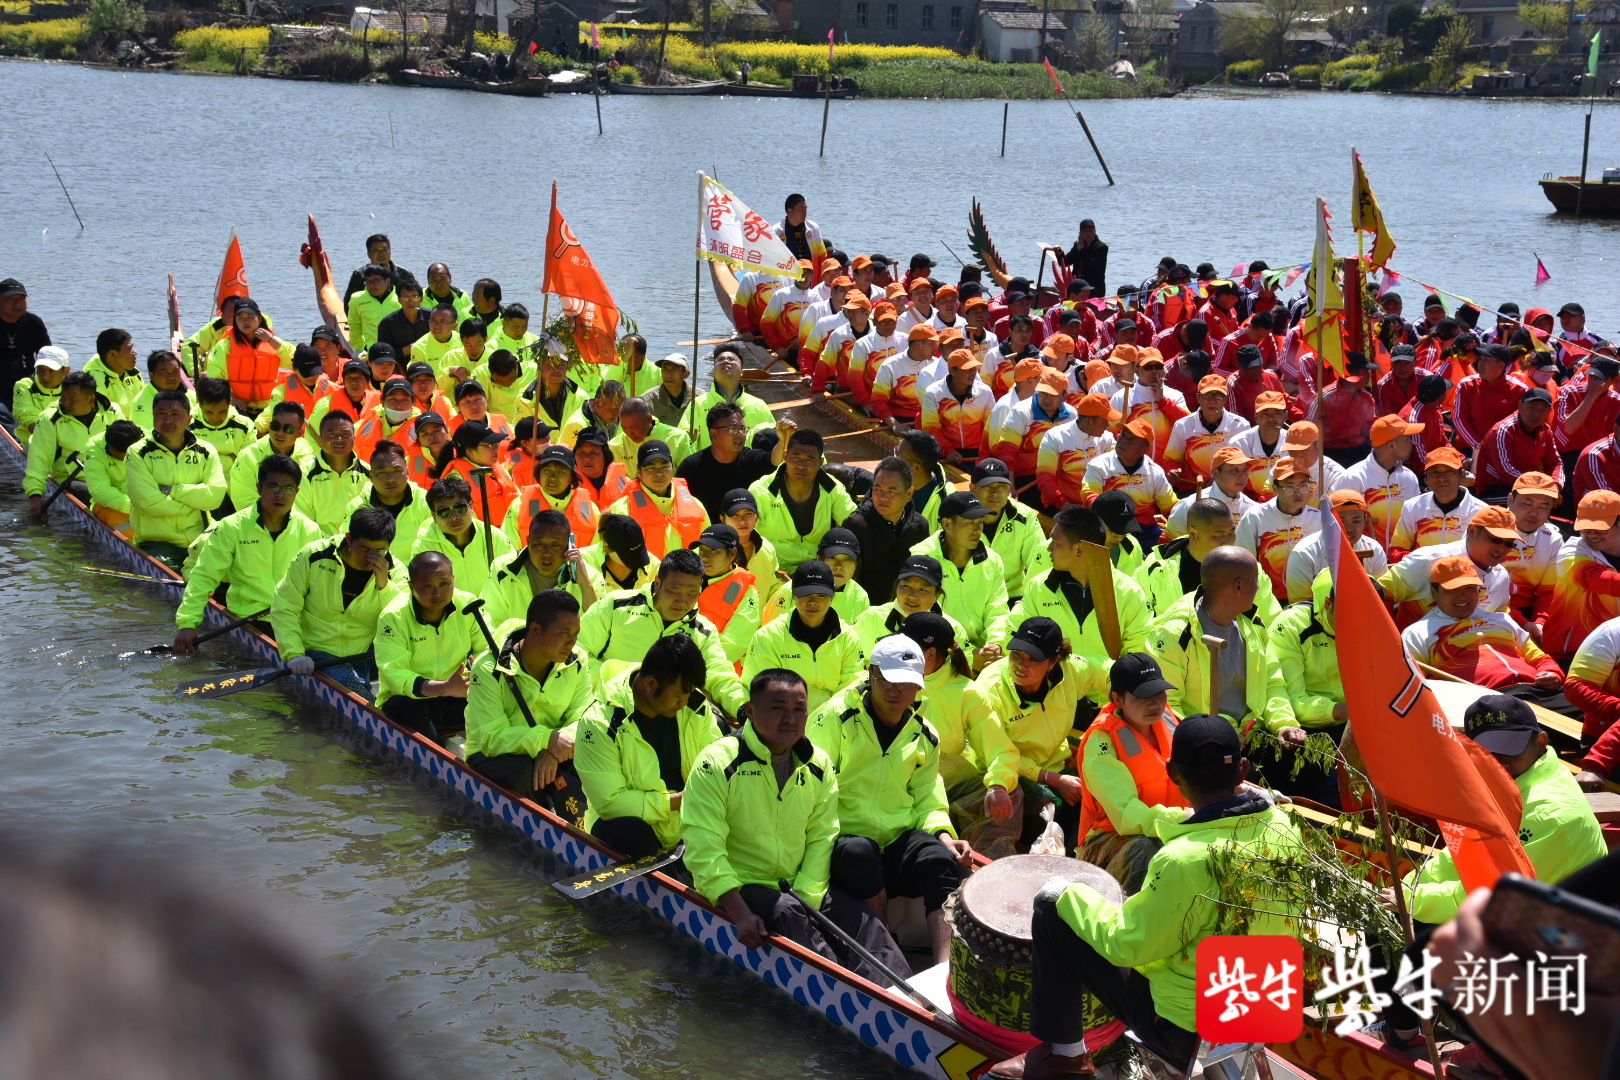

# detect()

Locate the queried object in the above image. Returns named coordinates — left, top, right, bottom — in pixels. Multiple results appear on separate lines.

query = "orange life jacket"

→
left=1074, top=704, right=1187, bottom=839
left=508, top=484, right=599, bottom=548
left=225, top=336, right=283, bottom=405
left=585, top=463, right=632, bottom=509
left=623, top=480, right=706, bottom=559
left=698, top=568, right=757, bottom=631
left=353, top=405, right=418, bottom=463
left=279, top=371, right=331, bottom=415
left=445, top=457, right=519, bottom=526
left=318, top=387, right=380, bottom=425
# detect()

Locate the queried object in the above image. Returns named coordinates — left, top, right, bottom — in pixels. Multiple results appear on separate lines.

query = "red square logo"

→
left=1195, top=935, right=1304, bottom=1043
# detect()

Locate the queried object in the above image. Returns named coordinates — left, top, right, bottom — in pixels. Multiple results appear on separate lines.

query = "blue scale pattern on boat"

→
left=911, top=1031, right=931, bottom=1063
left=840, top=993, right=858, bottom=1022
left=875, top=1011, right=893, bottom=1042
left=805, top=976, right=823, bottom=1005
left=858, top=1023, right=875, bottom=1047
left=895, top=1043, right=914, bottom=1068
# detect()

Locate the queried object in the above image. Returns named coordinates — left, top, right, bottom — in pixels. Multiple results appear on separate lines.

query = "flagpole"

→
left=690, top=170, right=704, bottom=444
left=1373, top=783, right=1448, bottom=1078
left=537, top=183, right=555, bottom=427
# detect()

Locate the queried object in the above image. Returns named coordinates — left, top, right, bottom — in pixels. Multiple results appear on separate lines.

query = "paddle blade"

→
left=552, top=842, right=685, bottom=899
left=173, top=666, right=284, bottom=699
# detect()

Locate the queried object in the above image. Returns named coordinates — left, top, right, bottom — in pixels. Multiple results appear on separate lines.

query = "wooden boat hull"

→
left=607, top=79, right=728, bottom=95
left=1540, top=176, right=1620, bottom=215
left=718, top=82, right=858, bottom=98
left=397, top=69, right=549, bottom=96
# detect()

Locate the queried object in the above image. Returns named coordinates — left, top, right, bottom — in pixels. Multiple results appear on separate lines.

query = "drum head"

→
left=959, top=855, right=1123, bottom=940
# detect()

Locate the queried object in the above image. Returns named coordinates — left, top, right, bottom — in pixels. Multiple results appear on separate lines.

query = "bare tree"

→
left=1218, top=0, right=1332, bottom=67
left=1076, top=12, right=1117, bottom=68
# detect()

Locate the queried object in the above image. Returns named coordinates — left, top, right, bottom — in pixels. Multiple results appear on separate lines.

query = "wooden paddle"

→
left=776, top=880, right=945, bottom=1015
left=38, top=453, right=85, bottom=516
left=173, top=651, right=369, bottom=700
left=78, top=566, right=185, bottom=585
left=552, top=841, right=686, bottom=898
left=1078, top=541, right=1122, bottom=660
left=143, top=608, right=271, bottom=655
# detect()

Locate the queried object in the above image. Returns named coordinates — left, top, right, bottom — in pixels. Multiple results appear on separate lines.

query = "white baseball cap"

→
left=660, top=352, right=692, bottom=372
left=870, top=635, right=926, bottom=687
left=34, top=346, right=69, bottom=372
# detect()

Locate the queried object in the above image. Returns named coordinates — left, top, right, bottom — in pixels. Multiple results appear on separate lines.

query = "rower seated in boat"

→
left=406, top=476, right=514, bottom=595
left=124, top=389, right=228, bottom=573
left=985, top=715, right=1311, bottom=1080
left=576, top=635, right=720, bottom=858
left=464, top=589, right=594, bottom=820
left=487, top=508, right=599, bottom=626
left=682, top=668, right=912, bottom=988
left=373, top=552, right=479, bottom=746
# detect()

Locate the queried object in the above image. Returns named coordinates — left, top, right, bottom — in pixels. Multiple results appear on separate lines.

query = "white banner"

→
left=697, top=173, right=800, bottom=279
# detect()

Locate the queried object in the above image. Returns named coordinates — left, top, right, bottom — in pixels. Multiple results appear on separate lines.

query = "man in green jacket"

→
left=688, top=347, right=775, bottom=452
left=486, top=508, right=599, bottom=626
left=85, top=419, right=143, bottom=537
left=373, top=551, right=479, bottom=746
left=173, top=452, right=322, bottom=650
left=608, top=397, right=694, bottom=470
left=748, top=429, right=858, bottom=571
left=464, top=589, right=599, bottom=818
left=971, top=457, right=1050, bottom=605
left=25, top=371, right=112, bottom=520
left=909, top=492, right=1008, bottom=649
left=124, top=389, right=227, bottom=570
left=576, top=634, right=719, bottom=858
left=82, top=327, right=144, bottom=418
left=809, top=636, right=974, bottom=966
left=986, top=714, right=1311, bottom=1079
left=1264, top=567, right=1348, bottom=805
left=294, top=410, right=373, bottom=536
left=1137, top=498, right=1284, bottom=625
left=12, top=345, right=68, bottom=446
left=683, top=667, right=912, bottom=987
left=346, top=263, right=401, bottom=356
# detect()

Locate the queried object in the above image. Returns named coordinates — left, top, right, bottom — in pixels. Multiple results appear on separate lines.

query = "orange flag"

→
left=214, top=233, right=249, bottom=315
left=1327, top=506, right=1535, bottom=891
left=542, top=183, right=619, bottom=365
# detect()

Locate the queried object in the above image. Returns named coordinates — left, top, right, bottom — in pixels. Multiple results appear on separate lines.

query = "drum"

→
left=945, top=854, right=1123, bottom=1039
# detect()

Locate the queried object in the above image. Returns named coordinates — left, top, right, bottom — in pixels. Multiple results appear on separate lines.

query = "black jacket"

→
left=840, top=500, right=930, bottom=603
left=1064, top=238, right=1108, bottom=297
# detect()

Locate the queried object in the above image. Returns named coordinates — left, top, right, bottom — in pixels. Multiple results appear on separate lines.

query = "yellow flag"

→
left=1351, top=147, right=1396, bottom=268
left=1301, top=198, right=1347, bottom=377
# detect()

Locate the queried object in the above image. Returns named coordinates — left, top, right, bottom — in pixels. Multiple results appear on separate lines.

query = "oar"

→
left=144, top=608, right=271, bottom=655
left=78, top=565, right=185, bottom=585
left=38, top=453, right=85, bottom=515
left=464, top=598, right=540, bottom=729
left=775, top=880, right=944, bottom=1014
left=173, top=651, right=368, bottom=700
left=552, top=841, right=686, bottom=898
left=470, top=465, right=495, bottom=567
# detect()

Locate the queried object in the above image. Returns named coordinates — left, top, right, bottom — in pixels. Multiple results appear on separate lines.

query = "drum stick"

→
left=1200, top=634, right=1226, bottom=718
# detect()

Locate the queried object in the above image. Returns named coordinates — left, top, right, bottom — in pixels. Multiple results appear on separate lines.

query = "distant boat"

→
left=719, top=81, right=859, bottom=98
left=1540, top=173, right=1620, bottom=215
left=396, top=68, right=549, bottom=96
left=606, top=78, right=728, bottom=95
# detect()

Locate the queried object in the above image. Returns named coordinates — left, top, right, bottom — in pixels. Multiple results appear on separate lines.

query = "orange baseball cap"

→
left=907, top=324, right=938, bottom=342
left=1197, top=374, right=1230, bottom=396
left=1013, top=357, right=1044, bottom=381
left=873, top=302, right=899, bottom=321
left=1424, top=447, right=1466, bottom=471
left=797, top=259, right=814, bottom=271
left=1135, top=348, right=1166, bottom=368
left=1038, top=368, right=1069, bottom=395
left=908, top=277, right=934, bottom=294
left=935, top=284, right=959, bottom=300
left=1273, top=456, right=1312, bottom=482
left=1254, top=391, right=1289, bottom=414
left=1041, top=334, right=1076, bottom=359
left=1575, top=490, right=1620, bottom=529
left=1084, top=358, right=1111, bottom=388
left=1212, top=446, right=1253, bottom=469
left=1370, top=414, right=1425, bottom=447
left=851, top=254, right=873, bottom=270
left=1471, top=505, right=1522, bottom=540
left=1430, top=554, right=1485, bottom=588
left=963, top=296, right=988, bottom=311
left=1282, top=421, right=1319, bottom=451
left=948, top=348, right=981, bottom=371
left=1078, top=393, right=1122, bottom=420
left=939, top=328, right=966, bottom=347
left=1513, top=471, right=1560, bottom=498
left=1109, top=344, right=1141, bottom=365
left=831, top=275, right=854, bottom=288
left=842, top=294, right=872, bottom=311
left=885, top=282, right=907, bottom=300
left=1123, top=418, right=1156, bottom=441
left=1328, top=488, right=1368, bottom=510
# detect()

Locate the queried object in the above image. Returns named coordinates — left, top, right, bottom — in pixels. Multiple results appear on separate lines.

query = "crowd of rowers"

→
left=1, top=217, right=1615, bottom=1076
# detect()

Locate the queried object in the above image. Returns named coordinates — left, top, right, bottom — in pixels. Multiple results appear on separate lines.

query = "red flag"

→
left=1043, top=58, right=1064, bottom=95
left=213, top=233, right=249, bottom=315
left=828, top=27, right=835, bottom=62
left=1327, top=508, right=1535, bottom=892
left=543, top=183, right=619, bottom=365
left=528, top=40, right=539, bottom=54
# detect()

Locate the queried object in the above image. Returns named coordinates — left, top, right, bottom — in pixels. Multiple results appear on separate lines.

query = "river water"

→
left=3, top=58, right=1619, bottom=1078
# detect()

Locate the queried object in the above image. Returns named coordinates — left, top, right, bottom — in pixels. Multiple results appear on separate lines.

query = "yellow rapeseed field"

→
left=0, top=16, right=87, bottom=58
left=173, top=25, right=270, bottom=67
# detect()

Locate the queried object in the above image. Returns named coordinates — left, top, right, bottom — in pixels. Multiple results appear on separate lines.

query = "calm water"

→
left=3, top=58, right=1620, bottom=1078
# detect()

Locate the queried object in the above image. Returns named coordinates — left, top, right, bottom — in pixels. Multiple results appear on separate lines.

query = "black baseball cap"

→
left=721, top=488, right=758, bottom=516
left=1559, top=303, right=1586, bottom=317
left=406, top=361, right=436, bottom=380
left=1522, top=387, right=1554, bottom=405
left=310, top=325, right=341, bottom=344
left=1417, top=374, right=1452, bottom=403
left=900, top=610, right=955, bottom=652
left=1008, top=616, right=1064, bottom=662
left=1110, top=652, right=1175, bottom=698
left=413, top=410, right=446, bottom=433
left=574, top=425, right=610, bottom=449
left=538, top=445, right=575, bottom=468
left=382, top=377, right=411, bottom=397
left=1091, top=489, right=1142, bottom=535
left=367, top=342, right=397, bottom=364
left=0, top=278, right=26, bottom=297
left=452, top=421, right=505, bottom=449
left=293, top=344, right=323, bottom=377
left=909, top=253, right=936, bottom=270
left=1236, top=344, right=1263, bottom=369
left=1499, top=302, right=1522, bottom=316
left=1424, top=293, right=1445, bottom=310
left=972, top=458, right=1013, bottom=486
left=792, top=559, right=836, bottom=597
left=455, top=379, right=486, bottom=401
left=897, top=554, right=943, bottom=588
left=1463, top=694, right=1540, bottom=756
left=637, top=439, right=673, bottom=468
left=513, top=416, right=550, bottom=441
left=693, top=523, right=741, bottom=551
left=343, top=359, right=369, bottom=378
left=1171, top=714, right=1243, bottom=770
left=1006, top=290, right=1032, bottom=304
left=818, top=526, right=860, bottom=560
left=600, top=515, right=651, bottom=570
left=940, top=491, right=989, bottom=520
left=1248, top=260, right=1270, bottom=273
left=1590, top=357, right=1620, bottom=380
left=1056, top=308, right=1083, bottom=325
left=1344, top=351, right=1373, bottom=373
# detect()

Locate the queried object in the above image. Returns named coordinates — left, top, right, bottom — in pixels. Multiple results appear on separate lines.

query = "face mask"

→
left=384, top=407, right=413, bottom=423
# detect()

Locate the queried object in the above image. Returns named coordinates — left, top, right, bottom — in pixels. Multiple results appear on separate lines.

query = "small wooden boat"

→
left=1540, top=173, right=1620, bottom=215
left=606, top=78, right=728, bottom=95
left=718, top=81, right=860, bottom=98
left=396, top=68, right=550, bottom=96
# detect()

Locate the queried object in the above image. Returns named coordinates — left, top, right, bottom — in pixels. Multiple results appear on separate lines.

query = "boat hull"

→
left=607, top=79, right=728, bottom=95
left=1540, top=177, right=1620, bottom=215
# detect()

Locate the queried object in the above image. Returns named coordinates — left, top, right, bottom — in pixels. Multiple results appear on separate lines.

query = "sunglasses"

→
left=259, top=483, right=298, bottom=496
left=433, top=502, right=472, bottom=518
left=267, top=421, right=301, bottom=434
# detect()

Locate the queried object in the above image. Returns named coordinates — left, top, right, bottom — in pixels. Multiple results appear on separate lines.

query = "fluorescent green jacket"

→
left=1054, top=800, right=1310, bottom=1032
left=190, top=410, right=257, bottom=474
left=176, top=506, right=322, bottom=628
left=374, top=588, right=481, bottom=707
left=1145, top=591, right=1297, bottom=734
left=12, top=376, right=60, bottom=445
left=1139, top=539, right=1283, bottom=625
left=759, top=574, right=865, bottom=626
left=608, top=420, right=695, bottom=469
left=471, top=372, right=529, bottom=425
left=346, top=289, right=401, bottom=354
left=401, top=516, right=514, bottom=595
left=270, top=536, right=400, bottom=659
left=23, top=398, right=113, bottom=497
left=1404, top=748, right=1607, bottom=923
left=433, top=344, right=482, bottom=395
left=124, top=431, right=227, bottom=546
left=575, top=587, right=748, bottom=717
left=682, top=723, right=839, bottom=908
left=83, top=431, right=129, bottom=515
left=807, top=681, right=956, bottom=846
left=81, top=357, right=144, bottom=416
left=227, top=437, right=315, bottom=512
left=484, top=548, right=598, bottom=626
left=1265, top=571, right=1344, bottom=729
left=577, top=668, right=726, bottom=849
left=353, top=486, right=434, bottom=563
left=1078, top=704, right=1188, bottom=841
left=486, top=327, right=539, bottom=360
left=924, top=662, right=1019, bottom=792
left=741, top=610, right=866, bottom=714
left=408, top=331, right=459, bottom=376
left=421, top=288, right=474, bottom=326
left=1111, top=534, right=1149, bottom=578
left=126, top=384, right=197, bottom=431
left=911, top=533, right=1008, bottom=648
left=690, top=387, right=776, bottom=452
left=748, top=467, right=858, bottom=572
left=852, top=602, right=967, bottom=662
left=983, top=499, right=1050, bottom=600
left=292, top=453, right=371, bottom=536
left=965, top=656, right=1094, bottom=781
left=464, top=628, right=600, bottom=759
left=518, top=378, right=589, bottom=433
left=989, top=567, right=1152, bottom=701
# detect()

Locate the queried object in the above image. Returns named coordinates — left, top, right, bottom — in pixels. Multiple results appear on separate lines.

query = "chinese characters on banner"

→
left=1196, top=936, right=1304, bottom=1042
left=696, top=173, right=800, bottom=278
